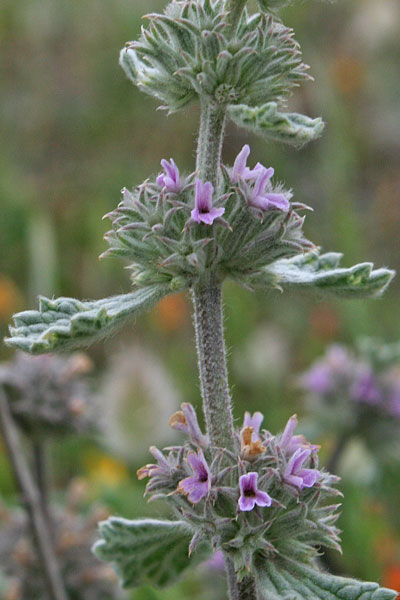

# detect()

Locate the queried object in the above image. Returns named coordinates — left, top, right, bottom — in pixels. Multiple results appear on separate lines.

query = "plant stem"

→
left=193, top=91, right=255, bottom=598
left=326, top=431, right=350, bottom=474
left=0, top=387, right=68, bottom=600
left=226, top=558, right=258, bottom=599
left=196, top=97, right=226, bottom=188
left=192, top=279, right=235, bottom=454
left=33, top=440, right=53, bottom=536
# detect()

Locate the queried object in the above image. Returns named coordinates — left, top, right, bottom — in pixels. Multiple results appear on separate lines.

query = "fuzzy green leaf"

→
left=93, top=518, right=210, bottom=589
left=253, top=250, right=395, bottom=298
left=5, top=285, right=170, bottom=354
left=255, top=558, right=397, bottom=600
left=229, top=103, right=325, bottom=147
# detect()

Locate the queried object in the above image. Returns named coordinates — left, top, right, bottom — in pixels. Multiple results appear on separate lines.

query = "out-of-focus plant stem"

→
left=0, top=387, right=68, bottom=600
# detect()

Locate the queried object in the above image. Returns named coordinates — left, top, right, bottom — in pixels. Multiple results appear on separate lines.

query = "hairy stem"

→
left=33, top=440, right=53, bottom=537
left=191, top=279, right=235, bottom=453
left=226, top=558, right=258, bottom=599
left=196, top=98, right=226, bottom=188
left=0, top=387, right=68, bottom=600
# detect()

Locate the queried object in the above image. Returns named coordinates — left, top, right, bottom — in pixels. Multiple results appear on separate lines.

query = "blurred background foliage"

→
left=0, top=0, right=400, bottom=597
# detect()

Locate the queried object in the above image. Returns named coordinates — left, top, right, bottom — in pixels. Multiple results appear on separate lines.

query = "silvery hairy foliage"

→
left=4, top=0, right=397, bottom=598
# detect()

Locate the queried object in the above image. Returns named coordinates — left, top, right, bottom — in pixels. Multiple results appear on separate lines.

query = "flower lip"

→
left=191, top=179, right=225, bottom=225
left=177, top=448, right=211, bottom=503
left=283, top=447, right=320, bottom=491
left=238, top=472, right=272, bottom=512
left=231, top=145, right=268, bottom=183
left=248, top=167, right=290, bottom=212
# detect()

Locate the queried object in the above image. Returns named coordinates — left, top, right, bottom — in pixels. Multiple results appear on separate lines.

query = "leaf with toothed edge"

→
left=250, top=250, right=395, bottom=298
left=5, top=285, right=172, bottom=354
left=93, top=518, right=211, bottom=589
left=254, top=557, right=397, bottom=600
left=229, top=103, right=325, bottom=148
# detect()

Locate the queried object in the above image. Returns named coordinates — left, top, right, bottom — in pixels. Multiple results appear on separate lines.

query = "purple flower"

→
left=351, top=370, right=382, bottom=405
left=157, top=158, right=181, bottom=193
left=243, top=411, right=264, bottom=441
left=191, top=180, right=225, bottom=225
left=238, top=472, right=272, bottom=512
left=231, top=145, right=264, bottom=183
left=178, top=449, right=211, bottom=503
left=169, top=402, right=208, bottom=448
left=300, top=363, right=334, bottom=395
left=283, top=448, right=320, bottom=491
left=137, top=446, right=172, bottom=480
left=248, top=167, right=290, bottom=212
left=279, top=415, right=320, bottom=456
left=203, top=550, right=225, bottom=572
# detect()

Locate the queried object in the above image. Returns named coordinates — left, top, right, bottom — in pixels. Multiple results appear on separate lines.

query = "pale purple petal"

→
left=255, top=490, right=272, bottom=508
left=179, top=476, right=209, bottom=503
left=238, top=472, right=271, bottom=512
left=204, top=550, right=225, bottom=572
left=181, top=403, right=208, bottom=447
left=279, top=414, right=298, bottom=450
left=231, top=146, right=271, bottom=183
left=187, top=449, right=210, bottom=481
left=239, top=472, right=258, bottom=495
left=238, top=495, right=256, bottom=511
left=232, top=145, right=251, bottom=183
left=297, top=468, right=319, bottom=488
left=284, top=474, right=304, bottom=488
left=157, top=158, right=181, bottom=193
left=263, top=193, right=290, bottom=211
left=284, top=447, right=320, bottom=491
left=191, top=180, right=225, bottom=225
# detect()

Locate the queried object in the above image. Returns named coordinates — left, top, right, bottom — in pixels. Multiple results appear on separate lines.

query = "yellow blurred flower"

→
left=85, top=452, right=129, bottom=487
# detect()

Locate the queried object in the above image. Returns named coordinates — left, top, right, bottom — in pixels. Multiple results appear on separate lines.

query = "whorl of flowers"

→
left=0, top=352, right=96, bottom=438
left=102, top=145, right=312, bottom=290
left=0, top=481, right=122, bottom=600
left=120, top=0, right=310, bottom=113
left=299, top=342, right=400, bottom=424
left=138, top=404, right=341, bottom=578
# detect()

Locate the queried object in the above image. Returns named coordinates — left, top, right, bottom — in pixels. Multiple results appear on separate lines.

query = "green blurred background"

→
left=1, top=0, right=400, bottom=596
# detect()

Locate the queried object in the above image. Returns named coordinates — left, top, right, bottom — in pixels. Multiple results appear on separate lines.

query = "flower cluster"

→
left=0, top=480, right=122, bottom=600
left=120, top=0, right=309, bottom=112
left=138, top=404, right=340, bottom=576
left=0, top=352, right=96, bottom=438
left=300, top=342, right=400, bottom=425
left=102, top=145, right=312, bottom=290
